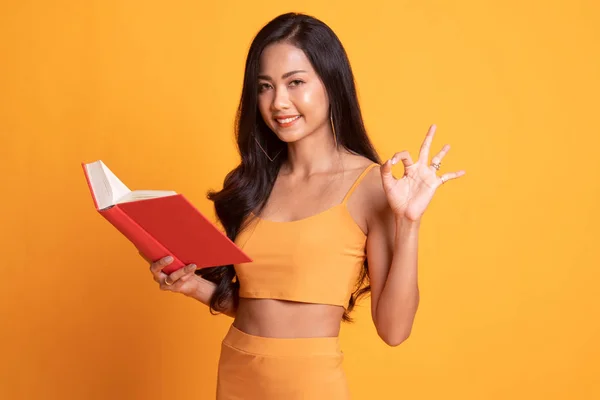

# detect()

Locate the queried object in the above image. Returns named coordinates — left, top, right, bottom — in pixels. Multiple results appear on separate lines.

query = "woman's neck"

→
left=283, top=125, right=341, bottom=176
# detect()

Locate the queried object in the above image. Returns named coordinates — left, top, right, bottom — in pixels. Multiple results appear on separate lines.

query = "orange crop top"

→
left=233, top=163, right=379, bottom=309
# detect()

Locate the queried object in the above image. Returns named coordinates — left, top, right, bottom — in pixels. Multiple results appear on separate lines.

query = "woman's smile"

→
left=274, top=115, right=302, bottom=128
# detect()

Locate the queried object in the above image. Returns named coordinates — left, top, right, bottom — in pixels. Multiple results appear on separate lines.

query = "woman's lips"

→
left=274, top=115, right=301, bottom=127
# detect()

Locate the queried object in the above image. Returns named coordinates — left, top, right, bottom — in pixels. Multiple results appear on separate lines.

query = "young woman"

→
left=146, top=12, right=464, bottom=399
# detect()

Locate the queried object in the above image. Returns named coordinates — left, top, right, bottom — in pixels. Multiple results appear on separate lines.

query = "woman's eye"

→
left=258, top=80, right=303, bottom=92
left=258, top=83, right=272, bottom=92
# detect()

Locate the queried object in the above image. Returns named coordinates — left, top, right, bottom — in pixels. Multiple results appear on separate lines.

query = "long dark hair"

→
left=198, top=12, right=381, bottom=322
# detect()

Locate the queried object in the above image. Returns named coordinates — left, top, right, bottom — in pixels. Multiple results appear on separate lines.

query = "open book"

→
left=82, top=160, right=252, bottom=274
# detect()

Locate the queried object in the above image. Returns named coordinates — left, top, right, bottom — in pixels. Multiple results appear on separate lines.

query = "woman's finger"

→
left=390, top=150, right=414, bottom=170
left=439, top=170, right=466, bottom=186
left=178, top=268, right=198, bottom=282
left=430, top=144, right=450, bottom=167
left=418, top=124, right=436, bottom=164
left=150, top=256, right=174, bottom=276
left=167, top=264, right=197, bottom=284
left=160, top=264, right=197, bottom=289
left=381, top=151, right=414, bottom=179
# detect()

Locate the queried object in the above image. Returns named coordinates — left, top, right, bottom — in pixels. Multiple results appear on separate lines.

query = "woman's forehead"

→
left=259, top=43, right=314, bottom=77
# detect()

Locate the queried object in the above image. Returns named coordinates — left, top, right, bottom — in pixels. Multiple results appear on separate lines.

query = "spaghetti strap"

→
left=341, top=163, right=379, bottom=204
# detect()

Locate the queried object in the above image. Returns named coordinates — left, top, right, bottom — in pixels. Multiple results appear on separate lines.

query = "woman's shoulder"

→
left=340, top=152, right=380, bottom=173
left=341, top=153, right=388, bottom=215
left=342, top=153, right=382, bottom=187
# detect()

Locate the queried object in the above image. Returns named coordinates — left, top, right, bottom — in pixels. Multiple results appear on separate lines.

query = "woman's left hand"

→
left=380, top=124, right=466, bottom=222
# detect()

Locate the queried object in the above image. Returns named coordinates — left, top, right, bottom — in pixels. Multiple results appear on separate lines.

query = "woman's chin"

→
left=273, top=128, right=306, bottom=143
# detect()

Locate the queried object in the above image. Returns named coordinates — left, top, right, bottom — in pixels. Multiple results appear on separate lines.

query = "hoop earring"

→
left=330, top=110, right=338, bottom=148
left=254, top=136, right=282, bottom=162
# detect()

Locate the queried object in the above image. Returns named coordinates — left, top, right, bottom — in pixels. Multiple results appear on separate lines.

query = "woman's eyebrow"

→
left=258, top=70, right=307, bottom=80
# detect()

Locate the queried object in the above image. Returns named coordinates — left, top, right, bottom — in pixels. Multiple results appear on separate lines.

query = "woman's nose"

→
left=271, top=86, right=290, bottom=110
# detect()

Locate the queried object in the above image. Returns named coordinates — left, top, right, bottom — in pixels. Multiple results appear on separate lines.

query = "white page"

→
left=85, top=160, right=177, bottom=209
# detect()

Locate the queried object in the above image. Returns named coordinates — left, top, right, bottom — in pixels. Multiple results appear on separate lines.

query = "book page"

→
left=85, top=161, right=115, bottom=210
left=101, top=162, right=131, bottom=206
left=116, top=190, right=177, bottom=204
left=85, top=160, right=177, bottom=209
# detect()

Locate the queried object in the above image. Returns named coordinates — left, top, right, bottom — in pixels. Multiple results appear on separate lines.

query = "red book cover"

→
left=82, top=160, right=252, bottom=274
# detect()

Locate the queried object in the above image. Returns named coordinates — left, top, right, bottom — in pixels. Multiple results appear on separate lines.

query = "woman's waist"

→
left=233, top=298, right=344, bottom=339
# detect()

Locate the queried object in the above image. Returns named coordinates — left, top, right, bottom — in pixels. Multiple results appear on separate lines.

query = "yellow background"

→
left=1, top=0, right=599, bottom=399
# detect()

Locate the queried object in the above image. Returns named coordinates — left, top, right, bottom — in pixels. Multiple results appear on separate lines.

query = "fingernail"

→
left=164, top=256, right=173, bottom=263
left=189, top=264, right=197, bottom=269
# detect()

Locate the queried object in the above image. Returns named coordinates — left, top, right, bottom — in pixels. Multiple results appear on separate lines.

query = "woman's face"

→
left=257, top=42, right=330, bottom=143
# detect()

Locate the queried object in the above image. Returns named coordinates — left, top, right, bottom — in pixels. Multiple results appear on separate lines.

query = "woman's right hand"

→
left=143, top=253, right=201, bottom=298
left=138, top=252, right=235, bottom=317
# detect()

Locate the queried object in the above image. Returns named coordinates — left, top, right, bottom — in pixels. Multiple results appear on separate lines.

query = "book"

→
left=82, top=160, right=252, bottom=274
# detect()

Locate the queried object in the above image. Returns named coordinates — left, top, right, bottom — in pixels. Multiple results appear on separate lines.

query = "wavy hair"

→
left=198, top=12, right=381, bottom=322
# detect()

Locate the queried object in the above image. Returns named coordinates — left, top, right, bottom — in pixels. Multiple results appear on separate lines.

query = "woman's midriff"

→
left=232, top=298, right=346, bottom=338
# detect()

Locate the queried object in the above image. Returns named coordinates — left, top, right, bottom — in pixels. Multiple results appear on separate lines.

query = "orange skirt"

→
left=216, top=324, right=350, bottom=400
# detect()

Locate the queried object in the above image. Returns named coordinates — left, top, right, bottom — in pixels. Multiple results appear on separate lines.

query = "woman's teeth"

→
left=276, top=116, right=300, bottom=124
